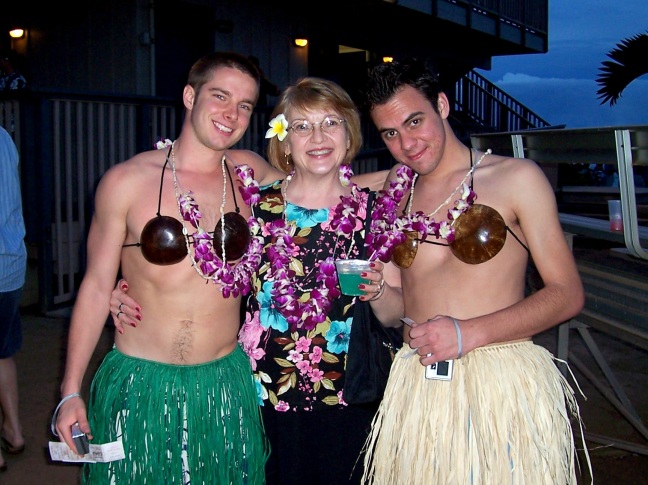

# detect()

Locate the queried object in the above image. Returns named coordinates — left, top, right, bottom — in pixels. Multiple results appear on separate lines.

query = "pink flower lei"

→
left=366, top=150, right=490, bottom=261
left=175, top=162, right=264, bottom=298
left=365, top=164, right=413, bottom=262
left=265, top=167, right=363, bottom=331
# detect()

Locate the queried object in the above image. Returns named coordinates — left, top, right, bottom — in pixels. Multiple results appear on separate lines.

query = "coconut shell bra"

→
left=122, top=148, right=244, bottom=266
left=392, top=154, right=530, bottom=268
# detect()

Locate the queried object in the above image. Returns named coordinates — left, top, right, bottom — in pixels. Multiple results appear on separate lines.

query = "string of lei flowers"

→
left=159, top=139, right=264, bottom=298
left=365, top=149, right=491, bottom=261
left=265, top=164, right=361, bottom=331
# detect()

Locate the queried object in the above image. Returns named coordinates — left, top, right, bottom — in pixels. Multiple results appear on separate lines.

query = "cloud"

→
left=476, top=0, right=648, bottom=129
left=487, top=72, right=648, bottom=128
left=496, top=73, right=563, bottom=84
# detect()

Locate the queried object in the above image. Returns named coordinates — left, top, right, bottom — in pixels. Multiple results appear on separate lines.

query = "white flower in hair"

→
left=265, top=114, right=288, bottom=141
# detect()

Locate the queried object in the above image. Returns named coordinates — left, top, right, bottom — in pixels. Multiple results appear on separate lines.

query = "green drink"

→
left=335, top=259, right=370, bottom=296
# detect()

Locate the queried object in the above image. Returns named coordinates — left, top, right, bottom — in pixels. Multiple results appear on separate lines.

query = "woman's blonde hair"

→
left=266, top=77, right=362, bottom=173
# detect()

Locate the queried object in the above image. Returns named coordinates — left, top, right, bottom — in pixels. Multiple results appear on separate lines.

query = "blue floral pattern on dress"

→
left=285, top=203, right=329, bottom=228
left=326, top=319, right=352, bottom=354
left=258, top=281, right=288, bottom=332
left=239, top=180, right=370, bottom=412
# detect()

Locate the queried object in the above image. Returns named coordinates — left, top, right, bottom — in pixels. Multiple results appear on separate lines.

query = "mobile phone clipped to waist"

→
left=425, top=359, right=453, bottom=380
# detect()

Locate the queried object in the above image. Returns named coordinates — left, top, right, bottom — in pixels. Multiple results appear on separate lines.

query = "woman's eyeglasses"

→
left=288, top=116, right=346, bottom=137
left=391, top=204, right=509, bottom=268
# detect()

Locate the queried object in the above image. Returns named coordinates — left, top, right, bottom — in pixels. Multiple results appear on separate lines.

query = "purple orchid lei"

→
left=365, top=163, right=478, bottom=260
left=401, top=182, right=476, bottom=243
left=265, top=166, right=362, bottom=331
left=365, top=165, right=413, bottom=262
left=176, top=164, right=264, bottom=298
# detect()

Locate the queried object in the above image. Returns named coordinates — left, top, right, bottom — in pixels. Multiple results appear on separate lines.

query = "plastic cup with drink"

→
left=334, top=259, right=371, bottom=296
left=608, top=199, right=623, bottom=232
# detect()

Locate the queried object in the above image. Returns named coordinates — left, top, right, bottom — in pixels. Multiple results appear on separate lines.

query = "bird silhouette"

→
left=596, top=31, right=648, bottom=106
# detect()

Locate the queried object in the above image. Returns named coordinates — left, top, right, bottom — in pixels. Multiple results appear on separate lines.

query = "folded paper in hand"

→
left=49, top=440, right=125, bottom=463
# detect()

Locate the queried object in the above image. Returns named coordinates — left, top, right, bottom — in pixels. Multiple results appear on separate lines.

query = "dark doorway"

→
left=337, top=50, right=369, bottom=106
left=154, top=0, right=214, bottom=99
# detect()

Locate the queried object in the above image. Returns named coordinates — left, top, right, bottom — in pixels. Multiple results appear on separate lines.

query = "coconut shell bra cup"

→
left=392, top=204, right=529, bottom=267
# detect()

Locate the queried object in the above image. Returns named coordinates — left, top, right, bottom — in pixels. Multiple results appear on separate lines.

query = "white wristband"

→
left=50, top=392, right=81, bottom=436
left=451, top=317, right=463, bottom=359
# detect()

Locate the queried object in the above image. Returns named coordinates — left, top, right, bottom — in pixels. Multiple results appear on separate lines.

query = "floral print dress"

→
left=239, top=180, right=371, bottom=412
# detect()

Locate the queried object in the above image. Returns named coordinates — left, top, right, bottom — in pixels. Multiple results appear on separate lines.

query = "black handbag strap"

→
left=356, top=190, right=403, bottom=350
left=360, top=190, right=376, bottom=259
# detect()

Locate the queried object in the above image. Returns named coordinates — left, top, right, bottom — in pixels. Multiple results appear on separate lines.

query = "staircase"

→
left=452, top=70, right=552, bottom=141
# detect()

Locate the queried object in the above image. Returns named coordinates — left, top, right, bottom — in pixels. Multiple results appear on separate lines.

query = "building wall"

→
left=7, top=0, right=308, bottom=100
left=5, top=0, right=546, bottom=103
left=10, top=1, right=145, bottom=95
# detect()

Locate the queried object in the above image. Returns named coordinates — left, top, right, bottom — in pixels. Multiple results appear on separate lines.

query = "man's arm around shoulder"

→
left=227, top=149, right=283, bottom=186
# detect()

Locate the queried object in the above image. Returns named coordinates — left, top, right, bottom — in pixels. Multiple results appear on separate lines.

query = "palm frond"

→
left=596, top=31, right=648, bottom=106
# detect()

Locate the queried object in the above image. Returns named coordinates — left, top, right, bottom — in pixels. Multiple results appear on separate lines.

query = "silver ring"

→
left=116, top=311, right=124, bottom=318
left=368, top=278, right=386, bottom=302
left=118, top=302, right=124, bottom=312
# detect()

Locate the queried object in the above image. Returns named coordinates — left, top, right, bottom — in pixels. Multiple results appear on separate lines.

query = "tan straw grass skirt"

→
left=361, top=340, right=590, bottom=485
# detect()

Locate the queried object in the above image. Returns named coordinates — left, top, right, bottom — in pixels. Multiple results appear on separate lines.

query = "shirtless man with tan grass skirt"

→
left=359, top=58, right=590, bottom=485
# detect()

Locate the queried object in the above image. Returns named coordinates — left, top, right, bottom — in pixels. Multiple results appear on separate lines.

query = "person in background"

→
left=0, top=49, right=28, bottom=92
left=0, top=126, right=27, bottom=472
left=359, top=58, right=589, bottom=485
left=53, top=51, right=283, bottom=484
left=111, top=77, right=403, bottom=484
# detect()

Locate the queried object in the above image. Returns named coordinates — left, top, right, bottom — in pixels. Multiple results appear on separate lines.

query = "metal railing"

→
left=405, top=1, right=548, bottom=35
left=2, top=92, right=180, bottom=311
left=454, top=70, right=551, bottom=134
left=48, top=98, right=178, bottom=306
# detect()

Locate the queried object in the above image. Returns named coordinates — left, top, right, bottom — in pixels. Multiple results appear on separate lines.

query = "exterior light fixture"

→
left=9, top=28, right=25, bottom=39
left=382, top=56, right=394, bottom=63
left=294, top=38, right=308, bottom=47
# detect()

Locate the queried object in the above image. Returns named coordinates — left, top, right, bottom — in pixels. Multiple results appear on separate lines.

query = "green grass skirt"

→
left=83, top=345, right=268, bottom=484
